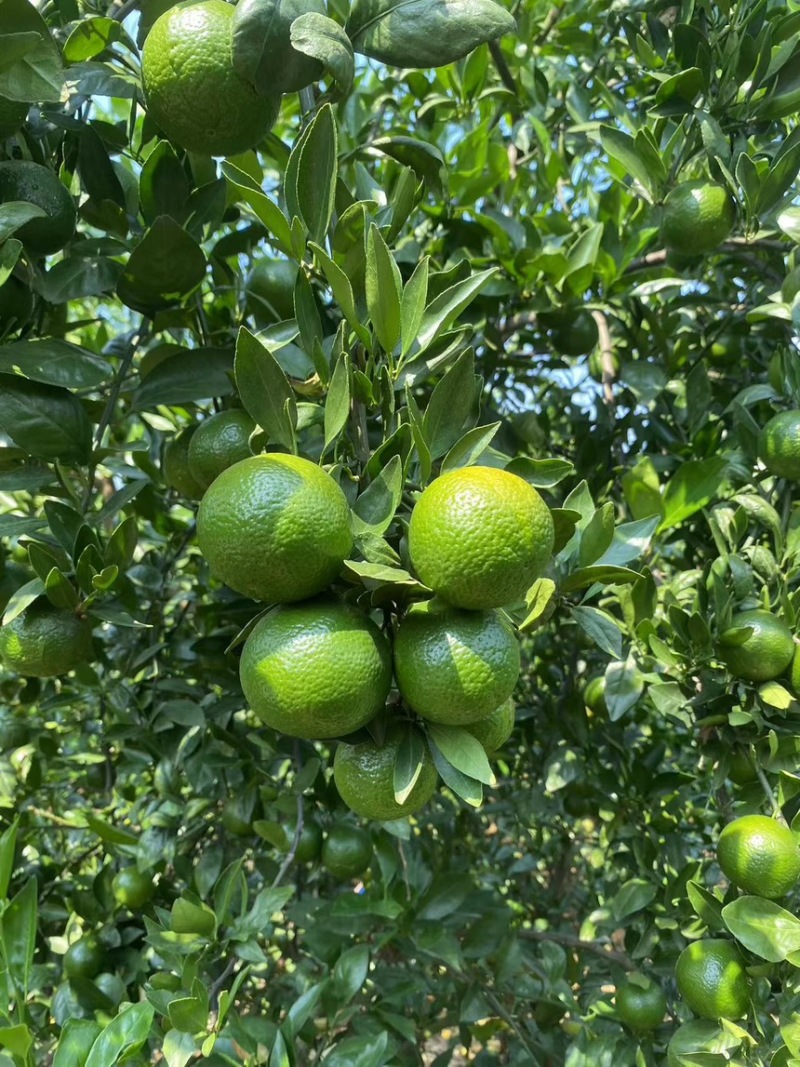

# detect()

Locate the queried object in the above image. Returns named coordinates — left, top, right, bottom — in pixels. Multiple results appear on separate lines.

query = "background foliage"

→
left=2, top=0, right=800, bottom=1062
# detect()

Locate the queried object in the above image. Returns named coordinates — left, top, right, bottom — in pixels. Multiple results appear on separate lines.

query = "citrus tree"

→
left=2, top=0, right=800, bottom=1063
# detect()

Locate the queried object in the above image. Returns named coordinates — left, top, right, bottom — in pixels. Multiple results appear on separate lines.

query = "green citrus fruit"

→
left=245, top=258, right=298, bottom=325
left=197, top=454, right=353, bottom=604
left=93, top=972, right=126, bottom=1007
left=758, top=410, right=800, bottom=480
left=239, top=599, right=392, bottom=739
left=333, top=723, right=438, bottom=821
left=464, top=698, right=515, bottom=755
left=112, top=868, right=154, bottom=909
left=408, top=466, right=554, bottom=610
left=221, top=797, right=256, bottom=837
left=662, top=182, right=736, bottom=255
left=0, top=275, right=34, bottom=334
left=142, top=0, right=280, bottom=156
left=187, top=409, right=256, bottom=491
left=728, top=750, right=758, bottom=786
left=547, top=309, right=599, bottom=357
left=322, top=824, right=373, bottom=879
left=707, top=327, right=744, bottom=364
left=615, top=975, right=667, bottom=1031
left=717, top=814, right=800, bottom=899
left=0, top=602, right=92, bottom=677
left=279, top=816, right=323, bottom=863
left=0, top=97, right=27, bottom=138
left=720, top=609, right=795, bottom=682
left=583, top=675, right=607, bottom=714
left=394, top=600, right=520, bottom=725
left=0, top=161, right=76, bottom=255
left=163, top=426, right=205, bottom=499
left=64, top=936, right=105, bottom=980
left=0, top=561, right=30, bottom=614
left=675, top=939, right=751, bottom=1020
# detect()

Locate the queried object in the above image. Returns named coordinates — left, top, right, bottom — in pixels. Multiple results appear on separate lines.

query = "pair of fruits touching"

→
left=617, top=816, right=800, bottom=1030
left=170, top=426, right=553, bottom=819
left=224, top=801, right=374, bottom=880
left=675, top=816, right=800, bottom=1023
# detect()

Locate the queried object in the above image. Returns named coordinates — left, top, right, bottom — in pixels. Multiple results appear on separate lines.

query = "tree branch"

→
left=591, top=309, right=616, bottom=410
left=518, top=927, right=636, bottom=970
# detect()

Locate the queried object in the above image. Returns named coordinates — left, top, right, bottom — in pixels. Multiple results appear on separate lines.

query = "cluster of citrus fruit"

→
left=168, top=415, right=555, bottom=819
left=672, top=815, right=800, bottom=1025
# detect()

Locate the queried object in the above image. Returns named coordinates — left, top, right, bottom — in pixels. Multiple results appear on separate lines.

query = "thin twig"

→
left=109, top=0, right=140, bottom=21
left=271, top=743, right=304, bottom=888
left=488, top=40, right=517, bottom=97
left=755, top=765, right=782, bottom=820
left=482, top=987, right=541, bottom=1064
left=518, top=927, right=636, bottom=970
left=82, top=323, right=149, bottom=514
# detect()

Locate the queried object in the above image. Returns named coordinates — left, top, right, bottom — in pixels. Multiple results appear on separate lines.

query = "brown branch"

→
left=591, top=309, right=616, bottom=410
left=488, top=40, right=517, bottom=97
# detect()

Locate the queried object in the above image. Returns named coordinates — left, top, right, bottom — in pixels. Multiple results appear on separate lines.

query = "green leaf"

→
left=0, top=1025, right=31, bottom=1059
left=519, top=577, right=557, bottom=633
left=560, top=565, right=643, bottom=592
left=578, top=502, right=615, bottom=566
left=400, top=257, right=429, bottom=359
left=0, top=200, right=46, bottom=242
left=353, top=455, right=403, bottom=534
left=171, top=897, right=217, bottom=937
left=571, top=605, right=624, bottom=658
left=234, top=327, right=297, bottom=452
left=722, top=896, right=800, bottom=962
left=63, top=16, right=121, bottom=61
left=0, top=373, right=92, bottom=463
left=309, top=242, right=370, bottom=343
left=599, top=124, right=661, bottom=201
left=0, top=339, right=113, bottom=389
left=332, top=944, right=370, bottom=1005
left=0, top=21, right=63, bottom=103
left=0, top=821, right=17, bottom=901
left=441, top=422, right=500, bottom=471
left=505, top=456, right=575, bottom=488
left=0, top=877, right=37, bottom=997
left=117, top=216, right=206, bottom=314
left=285, top=103, right=338, bottom=244
left=393, top=728, right=426, bottom=805
left=366, top=224, right=402, bottom=353
left=232, top=0, right=324, bottom=95
left=417, top=268, right=496, bottom=351
left=687, top=880, right=725, bottom=932
left=290, top=13, right=354, bottom=96
left=604, top=655, right=644, bottom=721
left=611, top=878, right=657, bottom=921
left=139, top=141, right=191, bottom=226
left=221, top=162, right=293, bottom=255
left=321, top=1032, right=390, bottom=1067
left=133, top=347, right=235, bottom=410
left=323, top=350, right=351, bottom=453
left=660, top=457, right=728, bottom=531
left=84, top=1003, right=155, bottom=1067
left=426, top=723, right=495, bottom=786
left=422, top=348, right=477, bottom=459
left=53, top=1020, right=102, bottom=1067
left=2, top=577, right=45, bottom=625
left=429, top=738, right=482, bottom=807
left=162, top=1030, right=196, bottom=1067
left=347, top=0, right=515, bottom=68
